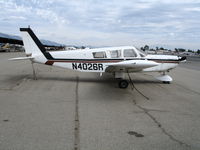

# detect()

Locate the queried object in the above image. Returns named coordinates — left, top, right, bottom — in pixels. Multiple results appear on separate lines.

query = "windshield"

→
left=136, top=47, right=147, bottom=57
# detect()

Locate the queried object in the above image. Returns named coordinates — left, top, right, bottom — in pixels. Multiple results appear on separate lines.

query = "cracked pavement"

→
left=0, top=52, right=200, bottom=150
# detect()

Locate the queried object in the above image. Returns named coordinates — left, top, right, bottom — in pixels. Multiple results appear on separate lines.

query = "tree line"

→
left=140, top=45, right=200, bottom=54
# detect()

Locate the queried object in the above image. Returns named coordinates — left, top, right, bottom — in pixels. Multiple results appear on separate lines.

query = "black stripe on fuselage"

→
left=45, top=58, right=180, bottom=64
left=147, top=59, right=180, bottom=62
left=20, top=28, right=53, bottom=59
left=40, top=55, right=179, bottom=62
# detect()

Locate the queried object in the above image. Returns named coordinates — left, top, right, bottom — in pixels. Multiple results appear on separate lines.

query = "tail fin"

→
left=20, top=28, right=53, bottom=59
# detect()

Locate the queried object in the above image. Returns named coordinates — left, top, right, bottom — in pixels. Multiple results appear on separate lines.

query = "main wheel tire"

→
left=119, top=80, right=129, bottom=88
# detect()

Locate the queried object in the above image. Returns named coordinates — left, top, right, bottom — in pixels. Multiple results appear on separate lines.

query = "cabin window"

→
left=93, top=51, right=107, bottom=58
left=124, top=49, right=137, bottom=57
left=110, top=50, right=121, bottom=58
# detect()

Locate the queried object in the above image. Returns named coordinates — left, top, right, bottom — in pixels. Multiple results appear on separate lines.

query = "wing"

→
left=105, top=60, right=158, bottom=73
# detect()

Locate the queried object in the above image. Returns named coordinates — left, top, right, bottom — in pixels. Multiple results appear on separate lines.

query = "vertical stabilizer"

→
left=20, top=28, right=53, bottom=60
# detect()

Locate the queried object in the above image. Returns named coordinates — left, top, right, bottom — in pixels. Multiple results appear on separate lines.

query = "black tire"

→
left=119, top=80, right=129, bottom=88
left=163, top=81, right=170, bottom=84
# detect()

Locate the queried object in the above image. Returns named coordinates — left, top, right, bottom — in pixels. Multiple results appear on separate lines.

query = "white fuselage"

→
left=33, top=46, right=180, bottom=73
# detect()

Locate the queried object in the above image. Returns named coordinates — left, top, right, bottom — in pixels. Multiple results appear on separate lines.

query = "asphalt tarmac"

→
left=0, top=52, right=200, bottom=150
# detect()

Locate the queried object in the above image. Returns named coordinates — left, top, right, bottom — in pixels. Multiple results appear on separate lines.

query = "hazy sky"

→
left=0, top=0, right=200, bottom=49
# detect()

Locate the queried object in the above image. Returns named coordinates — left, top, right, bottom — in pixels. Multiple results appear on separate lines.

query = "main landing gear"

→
left=114, top=72, right=129, bottom=88
left=118, top=80, right=129, bottom=89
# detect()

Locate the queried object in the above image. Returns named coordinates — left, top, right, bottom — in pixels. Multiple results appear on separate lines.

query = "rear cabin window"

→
left=124, top=49, right=137, bottom=57
left=93, top=51, right=107, bottom=58
left=110, top=50, right=121, bottom=58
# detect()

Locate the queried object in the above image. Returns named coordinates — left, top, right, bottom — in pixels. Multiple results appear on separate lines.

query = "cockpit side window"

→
left=93, top=51, right=107, bottom=58
left=124, top=49, right=137, bottom=57
left=110, top=50, right=121, bottom=58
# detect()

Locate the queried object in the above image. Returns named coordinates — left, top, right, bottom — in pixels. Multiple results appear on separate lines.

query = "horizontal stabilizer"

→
left=8, top=56, right=34, bottom=61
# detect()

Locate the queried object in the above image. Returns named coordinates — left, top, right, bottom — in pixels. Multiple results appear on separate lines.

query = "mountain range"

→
left=0, top=32, right=64, bottom=47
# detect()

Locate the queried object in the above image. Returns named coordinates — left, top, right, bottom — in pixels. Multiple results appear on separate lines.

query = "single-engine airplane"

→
left=9, top=28, right=186, bottom=88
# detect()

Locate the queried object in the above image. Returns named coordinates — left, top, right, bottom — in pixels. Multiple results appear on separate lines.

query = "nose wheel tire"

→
left=118, top=80, right=129, bottom=88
